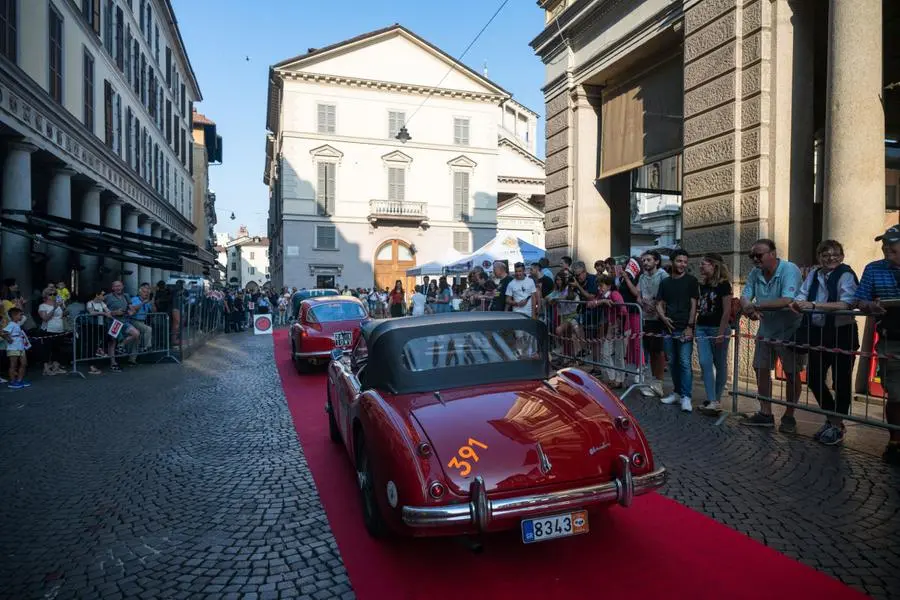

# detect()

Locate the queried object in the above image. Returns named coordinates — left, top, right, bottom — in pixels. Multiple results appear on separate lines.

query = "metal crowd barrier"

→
left=728, top=307, right=897, bottom=432
left=176, top=293, right=225, bottom=360
left=70, top=311, right=178, bottom=378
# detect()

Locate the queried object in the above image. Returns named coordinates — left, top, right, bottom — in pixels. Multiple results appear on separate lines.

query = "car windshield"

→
left=309, top=302, right=366, bottom=322
left=401, top=329, right=541, bottom=372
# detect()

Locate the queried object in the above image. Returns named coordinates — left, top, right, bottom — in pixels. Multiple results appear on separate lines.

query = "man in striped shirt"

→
left=854, top=226, right=900, bottom=465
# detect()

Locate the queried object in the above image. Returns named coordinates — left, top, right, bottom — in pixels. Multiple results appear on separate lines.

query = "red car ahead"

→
left=290, top=296, right=369, bottom=373
left=326, top=312, right=666, bottom=544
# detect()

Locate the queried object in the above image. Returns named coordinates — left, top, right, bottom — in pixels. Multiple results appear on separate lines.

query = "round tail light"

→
left=429, top=482, right=445, bottom=499
left=631, top=453, right=645, bottom=468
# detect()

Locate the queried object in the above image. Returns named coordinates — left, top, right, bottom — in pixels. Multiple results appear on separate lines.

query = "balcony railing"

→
left=368, top=199, right=428, bottom=224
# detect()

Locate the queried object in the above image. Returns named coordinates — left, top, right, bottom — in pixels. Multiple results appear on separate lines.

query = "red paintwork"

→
left=290, top=296, right=368, bottom=359
left=328, top=359, right=656, bottom=538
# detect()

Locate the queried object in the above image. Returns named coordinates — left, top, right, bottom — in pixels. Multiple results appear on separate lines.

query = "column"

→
left=79, top=185, right=103, bottom=294
left=570, top=85, right=610, bottom=261
left=45, top=168, right=75, bottom=285
left=161, top=232, right=173, bottom=282
left=103, top=198, right=123, bottom=288
left=1, top=142, right=37, bottom=298
left=138, top=217, right=153, bottom=287
left=823, top=0, right=884, bottom=271
left=151, top=223, right=163, bottom=285
left=122, top=208, right=139, bottom=294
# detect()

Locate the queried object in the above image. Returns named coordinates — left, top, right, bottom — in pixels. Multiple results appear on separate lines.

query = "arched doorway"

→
left=373, top=239, right=415, bottom=295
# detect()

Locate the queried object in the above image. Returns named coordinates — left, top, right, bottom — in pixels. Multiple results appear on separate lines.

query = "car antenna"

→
left=433, top=390, right=445, bottom=406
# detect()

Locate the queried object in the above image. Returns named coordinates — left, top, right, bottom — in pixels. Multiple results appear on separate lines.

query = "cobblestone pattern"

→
left=0, top=333, right=352, bottom=600
left=2, top=333, right=899, bottom=599
left=629, top=388, right=900, bottom=599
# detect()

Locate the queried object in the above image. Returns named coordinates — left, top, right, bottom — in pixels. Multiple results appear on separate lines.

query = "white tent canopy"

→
left=444, top=234, right=546, bottom=273
left=405, top=248, right=464, bottom=276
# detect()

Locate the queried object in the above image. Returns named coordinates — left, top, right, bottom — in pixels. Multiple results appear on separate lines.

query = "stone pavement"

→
left=0, top=332, right=898, bottom=599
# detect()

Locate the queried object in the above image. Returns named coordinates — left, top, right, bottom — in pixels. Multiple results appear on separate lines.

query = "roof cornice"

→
left=498, top=137, right=545, bottom=167
left=276, top=70, right=508, bottom=104
left=498, top=175, right=546, bottom=185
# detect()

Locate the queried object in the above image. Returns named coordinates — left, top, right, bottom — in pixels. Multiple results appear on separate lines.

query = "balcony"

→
left=368, top=199, right=428, bottom=226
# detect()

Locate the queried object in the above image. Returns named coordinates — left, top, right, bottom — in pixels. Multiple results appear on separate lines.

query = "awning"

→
left=599, top=54, right=683, bottom=179
left=1, top=209, right=200, bottom=271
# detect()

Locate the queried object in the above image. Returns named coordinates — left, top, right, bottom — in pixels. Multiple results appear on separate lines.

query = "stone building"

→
left=190, top=110, right=223, bottom=280
left=0, top=0, right=206, bottom=301
left=531, top=0, right=898, bottom=277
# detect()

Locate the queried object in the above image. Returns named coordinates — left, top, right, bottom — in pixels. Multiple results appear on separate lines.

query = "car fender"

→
left=355, top=391, right=430, bottom=531
left=555, top=367, right=655, bottom=472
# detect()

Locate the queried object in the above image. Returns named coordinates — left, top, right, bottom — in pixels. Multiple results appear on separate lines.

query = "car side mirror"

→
left=330, top=348, right=344, bottom=362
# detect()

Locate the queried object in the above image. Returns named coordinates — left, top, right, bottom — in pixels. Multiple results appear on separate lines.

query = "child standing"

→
left=4, top=307, right=31, bottom=389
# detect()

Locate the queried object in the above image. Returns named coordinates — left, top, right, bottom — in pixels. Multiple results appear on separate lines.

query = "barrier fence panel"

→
left=71, top=312, right=178, bottom=378
left=176, top=293, right=225, bottom=360
left=729, top=307, right=897, bottom=432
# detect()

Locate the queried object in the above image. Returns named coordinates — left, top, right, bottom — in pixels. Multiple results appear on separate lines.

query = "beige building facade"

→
left=532, top=0, right=898, bottom=277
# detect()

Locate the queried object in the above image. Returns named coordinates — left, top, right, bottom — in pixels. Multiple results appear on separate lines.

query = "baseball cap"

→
left=875, top=226, right=900, bottom=243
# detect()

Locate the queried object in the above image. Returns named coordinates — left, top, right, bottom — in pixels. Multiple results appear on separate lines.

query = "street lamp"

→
left=395, top=126, right=411, bottom=143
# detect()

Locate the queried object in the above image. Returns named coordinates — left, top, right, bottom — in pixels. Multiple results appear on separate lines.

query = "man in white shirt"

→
left=411, top=285, right=427, bottom=317
left=506, top=262, right=539, bottom=318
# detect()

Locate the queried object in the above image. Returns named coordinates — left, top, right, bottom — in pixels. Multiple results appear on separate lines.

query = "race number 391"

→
left=447, top=438, right=488, bottom=477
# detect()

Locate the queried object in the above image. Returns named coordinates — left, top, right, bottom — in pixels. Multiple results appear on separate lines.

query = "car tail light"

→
left=631, top=453, right=645, bottom=468
left=429, top=481, right=445, bottom=499
left=417, top=442, right=432, bottom=457
left=615, top=416, right=631, bottom=430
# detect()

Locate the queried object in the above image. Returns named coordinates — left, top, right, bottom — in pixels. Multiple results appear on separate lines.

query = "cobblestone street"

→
left=1, top=332, right=898, bottom=599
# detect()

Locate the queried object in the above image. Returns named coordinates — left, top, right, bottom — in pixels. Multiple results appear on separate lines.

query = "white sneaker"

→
left=660, top=393, right=680, bottom=405
left=681, top=397, right=693, bottom=412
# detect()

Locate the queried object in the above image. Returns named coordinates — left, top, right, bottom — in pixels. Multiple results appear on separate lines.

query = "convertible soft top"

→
left=360, top=312, right=550, bottom=394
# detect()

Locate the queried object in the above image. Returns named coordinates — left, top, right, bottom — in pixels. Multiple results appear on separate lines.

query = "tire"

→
left=355, top=434, right=388, bottom=538
left=326, top=387, right=341, bottom=443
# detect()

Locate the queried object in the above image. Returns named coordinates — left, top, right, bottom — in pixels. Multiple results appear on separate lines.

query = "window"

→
left=316, top=162, right=335, bottom=216
left=453, top=171, right=470, bottom=221
left=388, top=111, right=405, bottom=138
left=124, top=24, right=131, bottom=81
left=0, top=0, right=16, bottom=63
left=103, top=81, right=113, bottom=147
left=249, top=251, right=255, bottom=259
left=103, top=0, right=113, bottom=55
left=317, top=103, right=335, bottom=134
left=82, top=49, right=94, bottom=131
left=115, top=5, right=123, bottom=70
left=180, top=83, right=185, bottom=115
left=82, top=0, right=100, bottom=35
left=144, top=2, right=150, bottom=42
left=249, top=266, right=256, bottom=275
left=125, top=107, right=131, bottom=164
left=888, top=185, right=899, bottom=210
left=139, top=0, right=144, bottom=34
left=231, top=262, right=236, bottom=271
left=453, top=231, right=470, bottom=253
left=165, top=46, right=171, bottom=85
left=453, top=118, right=470, bottom=145
left=388, top=167, right=405, bottom=202
left=48, top=5, right=63, bottom=103
left=139, top=52, right=146, bottom=102
left=114, top=93, right=121, bottom=154
left=134, top=117, right=140, bottom=172
left=165, top=99, right=171, bottom=144
left=154, top=24, right=159, bottom=62
left=315, top=225, right=337, bottom=250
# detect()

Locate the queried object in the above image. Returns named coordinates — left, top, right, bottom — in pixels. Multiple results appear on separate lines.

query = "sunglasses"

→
left=749, top=252, right=767, bottom=260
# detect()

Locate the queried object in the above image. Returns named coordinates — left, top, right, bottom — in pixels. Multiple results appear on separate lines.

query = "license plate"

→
left=333, top=331, right=352, bottom=347
left=521, top=510, right=588, bottom=544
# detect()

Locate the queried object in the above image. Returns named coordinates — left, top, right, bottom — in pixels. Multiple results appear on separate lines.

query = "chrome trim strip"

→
left=294, top=350, right=333, bottom=358
left=401, top=461, right=666, bottom=529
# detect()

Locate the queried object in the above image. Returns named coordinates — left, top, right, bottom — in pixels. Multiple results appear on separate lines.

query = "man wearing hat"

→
left=855, top=225, right=900, bottom=465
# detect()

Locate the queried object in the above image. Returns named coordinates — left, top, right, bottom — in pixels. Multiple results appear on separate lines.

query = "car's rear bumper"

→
left=294, top=349, right=332, bottom=359
left=401, top=455, right=666, bottom=531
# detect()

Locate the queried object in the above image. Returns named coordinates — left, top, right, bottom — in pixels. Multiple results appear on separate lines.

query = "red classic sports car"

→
left=326, top=312, right=666, bottom=543
left=290, top=296, right=369, bottom=373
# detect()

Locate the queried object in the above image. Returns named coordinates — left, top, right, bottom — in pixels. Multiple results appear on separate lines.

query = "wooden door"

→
left=373, top=239, right=416, bottom=297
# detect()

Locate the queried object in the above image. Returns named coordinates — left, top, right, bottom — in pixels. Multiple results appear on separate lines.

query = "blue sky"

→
left=171, top=0, right=548, bottom=238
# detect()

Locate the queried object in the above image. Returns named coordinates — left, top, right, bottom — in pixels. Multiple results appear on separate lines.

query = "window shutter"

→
left=388, top=168, right=405, bottom=202
left=453, top=231, right=469, bottom=253
left=453, top=171, right=469, bottom=221
left=316, top=162, right=328, bottom=215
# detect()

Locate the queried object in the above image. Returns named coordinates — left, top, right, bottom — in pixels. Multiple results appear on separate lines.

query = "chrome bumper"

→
left=401, top=455, right=666, bottom=530
left=294, top=350, right=332, bottom=359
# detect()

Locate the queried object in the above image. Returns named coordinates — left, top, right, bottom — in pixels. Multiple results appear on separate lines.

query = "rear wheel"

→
left=355, top=434, right=387, bottom=538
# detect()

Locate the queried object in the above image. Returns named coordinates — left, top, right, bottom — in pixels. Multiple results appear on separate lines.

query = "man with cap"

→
left=854, top=225, right=900, bottom=465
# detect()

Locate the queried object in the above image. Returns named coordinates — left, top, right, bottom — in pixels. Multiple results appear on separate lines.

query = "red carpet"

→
left=273, top=330, right=865, bottom=600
